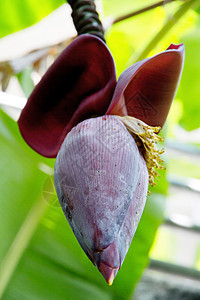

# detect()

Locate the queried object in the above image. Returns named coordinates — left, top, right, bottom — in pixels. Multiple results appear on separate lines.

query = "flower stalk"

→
left=67, top=0, right=105, bottom=42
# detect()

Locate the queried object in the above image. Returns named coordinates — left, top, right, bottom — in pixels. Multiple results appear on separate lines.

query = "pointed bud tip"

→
left=167, top=43, right=185, bottom=56
left=98, top=262, right=119, bottom=285
left=167, top=42, right=183, bottom=49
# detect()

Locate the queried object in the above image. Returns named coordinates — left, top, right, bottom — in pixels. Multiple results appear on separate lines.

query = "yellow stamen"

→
left=115, top=115, right=166, bottom=187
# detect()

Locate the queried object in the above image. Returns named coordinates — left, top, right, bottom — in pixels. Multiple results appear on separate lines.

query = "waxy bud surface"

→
left=54, top=115, right=148, bottom=284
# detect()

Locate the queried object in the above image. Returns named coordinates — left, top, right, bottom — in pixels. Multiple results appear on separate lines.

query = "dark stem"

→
left=113, top=0, right=178, bottom=24
left=68, top=0, right=106, bottom=43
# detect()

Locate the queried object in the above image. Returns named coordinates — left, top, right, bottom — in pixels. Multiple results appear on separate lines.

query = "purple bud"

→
left=54, top=115, right=148, bottom=284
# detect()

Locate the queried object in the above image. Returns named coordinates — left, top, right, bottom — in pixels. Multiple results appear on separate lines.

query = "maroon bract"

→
left=106, top=43, right=184, bottom=127
left=18, top=35, right=116, bottom=158
left=18, top=34, right=184, bottom=158
left=18, top=34, right=185, bottom=284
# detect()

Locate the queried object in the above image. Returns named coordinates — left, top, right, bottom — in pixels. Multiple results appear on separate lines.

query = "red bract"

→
left=106, top=43, right=184, bottom=127
left=18, top=34, right=184, bottom=158
left=18, top=35, right=116, bottom=158
left=18, top=34, right=185, bottom=284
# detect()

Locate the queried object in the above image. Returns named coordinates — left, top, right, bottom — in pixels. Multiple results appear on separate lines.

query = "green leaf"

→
left=17, top=67, right=35, bottom=97
left=195, top=3, right=200, bottom=13
left=0, top=0, right=64, bottom=38
left=177, top=21, right=200, bottom=131
left=0, top=110, right=164, bottom=299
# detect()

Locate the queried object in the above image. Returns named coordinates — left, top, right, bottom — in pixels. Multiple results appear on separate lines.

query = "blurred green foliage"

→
left=0, top=0, right=64, bottom=38
left=0, top=0, right=200, bottom=299
left=177, top=23, right=200, bottom=130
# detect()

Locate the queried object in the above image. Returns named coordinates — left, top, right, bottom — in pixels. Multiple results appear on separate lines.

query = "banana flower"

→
left=18, top=34, right=184, bottom=285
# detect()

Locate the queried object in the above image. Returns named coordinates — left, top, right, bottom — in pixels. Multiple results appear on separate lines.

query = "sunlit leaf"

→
left=0, top=0, right=64, bottom=38
left=177, top=23, right=200, bottom=131
left=195, top=3, right=200, bottom=13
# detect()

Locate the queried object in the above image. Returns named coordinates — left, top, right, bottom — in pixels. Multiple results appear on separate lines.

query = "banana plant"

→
left=18, top=33, right=184, bottom=284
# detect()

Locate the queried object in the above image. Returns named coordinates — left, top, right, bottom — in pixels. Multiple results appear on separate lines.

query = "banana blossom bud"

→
left=18, top=34, right=185, bottom=284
